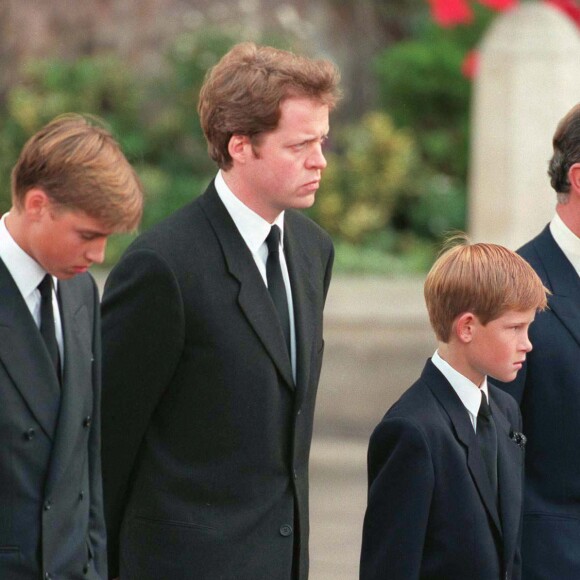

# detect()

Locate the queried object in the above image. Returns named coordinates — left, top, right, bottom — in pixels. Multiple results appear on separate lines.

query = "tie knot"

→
left=38, top=274, right=54, bottom=300
left=479, top=392, right=492, bottom=419
left=266, top=225, right=282, bottom=254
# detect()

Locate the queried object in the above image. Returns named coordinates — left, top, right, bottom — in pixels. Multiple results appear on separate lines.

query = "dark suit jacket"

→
left=0, top=259, right=106, bottom=579
left=100, top=182, right=334, bottom=580
left=360, top=360, right=524, bottom=580
left=496, top=225, right=580, bottom=580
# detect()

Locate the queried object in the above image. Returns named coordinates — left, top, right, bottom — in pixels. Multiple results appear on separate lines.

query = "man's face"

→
left=29, top=203, right=113, bottom=279
left=464, top=308, right=535, bottom=385
left=240, top=97, right=330, bottom=222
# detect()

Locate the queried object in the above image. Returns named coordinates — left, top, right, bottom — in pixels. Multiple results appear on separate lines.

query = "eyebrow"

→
left=77, top=227, right=111, bottom=237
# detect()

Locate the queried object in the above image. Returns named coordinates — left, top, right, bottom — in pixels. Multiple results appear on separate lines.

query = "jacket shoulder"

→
left=378, top=379, right=439, bottom=433
left=517, top=227, right=551, bottom=274
left=62, top=270, right=98, bottom=300
left=285, top=210, right=333, bottom=248
left=489, top=383, right=521, bottom=422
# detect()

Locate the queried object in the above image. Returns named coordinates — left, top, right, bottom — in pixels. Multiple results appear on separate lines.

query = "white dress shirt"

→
left=432, top=350, right=490, bottom=432
left=215, top=171, right=296, bottom=381
left=0, top=213, right=64, bottom=360
left=550, top=212, right=580, bottom=277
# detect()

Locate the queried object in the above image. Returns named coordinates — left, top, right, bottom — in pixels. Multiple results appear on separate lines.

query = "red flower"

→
left=544, top=0, right=580, bottom=27
left=478, top=0, right=519, bottom=10
left=427, top=0, right=474, bottom=26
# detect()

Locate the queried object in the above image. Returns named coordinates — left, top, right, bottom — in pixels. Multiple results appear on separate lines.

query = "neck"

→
left=437, top=342, right=485, bottom=388
left=221, top=170, right=281, bottom=224
left=4, top=209, right=30, bottom=255
left=556, top=198, right=580, bottom=238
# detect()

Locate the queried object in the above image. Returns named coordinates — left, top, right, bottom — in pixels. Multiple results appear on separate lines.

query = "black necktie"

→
left=38, top=274, right=61, bottom=380
left=266, top=225, right=291, bottom=355
left=477, top=392, right=498, bottom=496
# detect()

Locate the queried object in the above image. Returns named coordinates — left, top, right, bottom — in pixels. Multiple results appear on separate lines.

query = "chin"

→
left=294, top=194, right=316, bottom=208
left=495, top=371, right=517, bottom=383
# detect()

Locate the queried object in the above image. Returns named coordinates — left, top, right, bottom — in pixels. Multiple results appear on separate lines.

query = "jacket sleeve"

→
left=322, top=239, right=334, bottom=303
left=100, top=249, right=185, bottom=578
left=360, top=417, right=434, bottom=580
left=88, top=276, right=107, bottom=577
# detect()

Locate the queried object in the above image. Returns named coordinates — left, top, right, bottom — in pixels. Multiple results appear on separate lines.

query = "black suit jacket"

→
left=496, top=225, right=580, bottom=579
left=0, top=259, right=106, bottom=579
left=360, top=360, right=524, bottom=580
left=101, top=182, right=334, bottom=580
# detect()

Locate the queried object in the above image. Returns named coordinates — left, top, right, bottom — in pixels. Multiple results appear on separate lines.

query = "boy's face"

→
left=27, top=194, right=113, bottom=279
left=464, top=308, right=535, bottom=386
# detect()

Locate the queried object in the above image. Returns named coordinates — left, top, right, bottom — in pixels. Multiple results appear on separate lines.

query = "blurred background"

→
left=1, top=0, right=508, bottom=270
left=3, top=1, right=579, bottom=577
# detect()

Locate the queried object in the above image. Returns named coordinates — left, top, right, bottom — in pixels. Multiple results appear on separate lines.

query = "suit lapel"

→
left=490, top=391, right=522, bottom=567
left=533, top=227, right=580, bottom=347
left=423, top=361, right=502, bottom=536
left=0, top=258, right=60, bottom=439
left=44, top=278, right=94, bottom=495
left=284, top=215, right=318, bottom=400
left=199, top=184, right=294, bottom=390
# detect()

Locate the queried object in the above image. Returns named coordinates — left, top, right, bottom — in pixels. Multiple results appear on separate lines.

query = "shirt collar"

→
left=550, top=212, right=580, bottom=276
left=214, top=171, right=285, bottom=254
left=432, top=350, right=489, bottom=419
left=0, top=213, right=48, bottom=300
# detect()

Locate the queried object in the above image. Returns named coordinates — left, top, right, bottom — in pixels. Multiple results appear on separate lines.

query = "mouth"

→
left=303, top=180, right=320, bottom=191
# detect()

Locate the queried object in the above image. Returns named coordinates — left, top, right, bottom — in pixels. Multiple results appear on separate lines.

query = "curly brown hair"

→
left=198, top=42, right=341, bottom=170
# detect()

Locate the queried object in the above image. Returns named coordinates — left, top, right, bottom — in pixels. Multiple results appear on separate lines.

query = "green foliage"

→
left=367, top=13, right=497, bottom=257
left=374, top=21, right=480, bottom=179
left=0, top=19, right=489, bottom=274
left=333, top=236, right=436, bottom=275
left=141, top=29, right=241, bottom=182
left=312, top=111, right=416, bottom=244
left=0, top=30, right=241, bottom=264
left=0, top=54, right=145, bottom=215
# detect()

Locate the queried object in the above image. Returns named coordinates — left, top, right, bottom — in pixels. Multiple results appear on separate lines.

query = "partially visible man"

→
left=0, top=114, right=143, bottom=579
left=101, top=42, right=340, bottom=580
left=497, top=103, right=580, bottom=579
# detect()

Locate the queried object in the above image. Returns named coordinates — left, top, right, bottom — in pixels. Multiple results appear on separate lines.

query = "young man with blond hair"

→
left=0, top=114, right=143, bottom=579
left=360, top=239, right=548, bottom=580
left=101, top=42, right=340, bottom=580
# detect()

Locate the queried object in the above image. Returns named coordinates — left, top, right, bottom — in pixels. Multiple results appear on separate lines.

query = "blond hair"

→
left=424, top=235, right=548, bottom=342
left=198, top=42, right=341, bottom=170
left=12, top=113, right=143, bottom=231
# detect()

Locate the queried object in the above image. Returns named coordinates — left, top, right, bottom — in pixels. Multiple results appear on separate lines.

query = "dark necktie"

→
left=266, top=225, right=291, bottom=355
left=38, top=274, right=61, bottom=380
left=477, top=392, right=498, bottom=496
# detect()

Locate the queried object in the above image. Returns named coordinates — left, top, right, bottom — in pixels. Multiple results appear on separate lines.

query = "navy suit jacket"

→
left=360, top=360, right=524, bottom=580
left=101, top=182, right=334, bottom=580
left=496, top=225, right=580, bottom=579
left=0, top=259, right=106, bottom=579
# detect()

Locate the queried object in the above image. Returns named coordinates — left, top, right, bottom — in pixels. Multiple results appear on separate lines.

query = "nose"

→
left=86, top=238, right=107, bottom=264
left=522, top=333, right=533, bottom=353
left=306, top=143, right=327, bottom=170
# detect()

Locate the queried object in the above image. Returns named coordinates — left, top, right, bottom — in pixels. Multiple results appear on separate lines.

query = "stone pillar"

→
left=468, top=3, right=580, bottom=249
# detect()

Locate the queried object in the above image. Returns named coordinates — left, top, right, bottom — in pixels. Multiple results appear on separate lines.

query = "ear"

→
left=455, top=312, right=477, bottom=344
left=568, top=162, right=580, bottom=194
left=22, top=188, right=50, bottom=220
left=228, top=134, right=252, bottom=164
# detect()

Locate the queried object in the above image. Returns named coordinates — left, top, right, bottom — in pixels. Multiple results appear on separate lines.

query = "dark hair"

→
left=548, top=103, right=580, bottom=201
